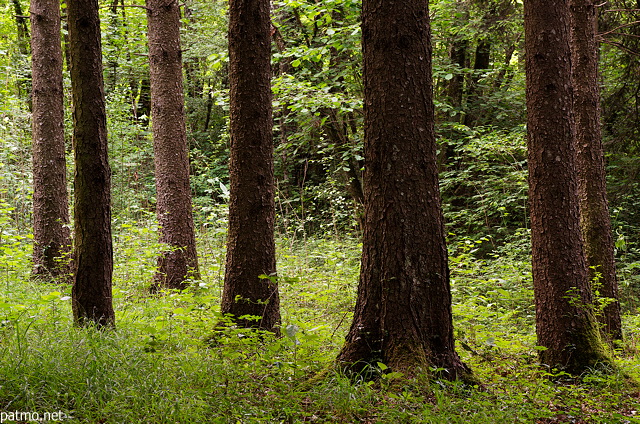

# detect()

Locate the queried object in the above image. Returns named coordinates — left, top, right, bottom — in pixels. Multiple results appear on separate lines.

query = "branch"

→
left=99, top=4, right=150, bottom=10
left=600, top=39, right=640, bottom=56
left=604, top=32, right=640, bottom=39
left=599, top=20, right=640, bottom=37
left=603, top=8, right=640, bottom=12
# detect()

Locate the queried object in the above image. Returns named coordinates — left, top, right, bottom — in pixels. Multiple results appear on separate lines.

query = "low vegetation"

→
left=0, top=214, right=638, bottom=423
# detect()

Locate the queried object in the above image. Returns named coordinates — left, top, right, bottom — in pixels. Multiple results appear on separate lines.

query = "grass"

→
left=0, top=220, right=639, bottom=423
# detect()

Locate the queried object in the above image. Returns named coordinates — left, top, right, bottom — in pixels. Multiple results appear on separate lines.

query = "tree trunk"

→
left=12, top=0, right=31, bottom=103
left=221, top=0, right=280, bottom=333
left=146, top=0, right=200, bottom=290
left=12, top=0, right=30, bottom=55
left=446, top=38, right=467, bottom=119
left=30, top=0, right=72, bottom=281
left=464, top=40, right=491, bottom=127
left=183, top=4, right=205, bottom=100
left=570, top=0, right=622, bottom=343
left=524, top=0, right=610, bottom=373
left=337, top=0, right=469, bottom=380
left=68, top=0, right=115, bottom=327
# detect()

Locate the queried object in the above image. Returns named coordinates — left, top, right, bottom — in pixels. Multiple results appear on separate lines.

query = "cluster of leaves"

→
left=269, top=0, right=365, bottom=235
left=431, top=0, right=525, bottom=127
left=440, top=125, right=528, bottom=249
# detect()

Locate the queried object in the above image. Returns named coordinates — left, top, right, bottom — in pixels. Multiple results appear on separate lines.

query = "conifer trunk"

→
left=68, top=0, right=115, bottom=327
left=337, top=0, right=469, bottom=379
left=570, top=0, right=622, bottom=342
left=146, top=0, right=200, bottom=290
left=221, top=0, right=280, bottom=333
left=524, top=0, right=610, bottom=373
left=30, top=0, right=71, bottom=281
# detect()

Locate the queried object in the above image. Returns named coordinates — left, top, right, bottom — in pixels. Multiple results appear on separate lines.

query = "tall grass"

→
left=0, top=219, right=638, bottom=423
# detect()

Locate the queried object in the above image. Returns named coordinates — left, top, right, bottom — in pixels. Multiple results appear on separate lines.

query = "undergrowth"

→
left=0, top=220, right=638, bottom=423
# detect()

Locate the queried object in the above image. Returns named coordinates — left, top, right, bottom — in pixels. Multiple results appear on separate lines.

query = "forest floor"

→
left=0, top=221, right=639, bottom=423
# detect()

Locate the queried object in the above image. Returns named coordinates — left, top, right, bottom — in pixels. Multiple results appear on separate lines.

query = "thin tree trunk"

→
left=446, top=38, right=467, bottom=118
left=30, top=0, right=72, bottom=282
left=12, top=0, right=31, bottom=103
left=221, top=0, right=280, bottom=333
left=464, top=40, right=491, bottom=127
left=337, top=0, right=470, bottom=380
left=146, top=0, right=200, bottom=290
left=68, top=0, right=115, bottom=327
left=524, top=0, right=610, bottom=373
left=12, top=0, right=30, bottom=55
left=570, top=0, right=622, bottom=342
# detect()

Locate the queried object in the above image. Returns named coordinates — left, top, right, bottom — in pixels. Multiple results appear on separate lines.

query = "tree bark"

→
left=464, top=40, right=491, bottom=127
left=12, top=0, right=30, bottom=55
left=337, top=0, right=469, bottom=380
left=524, top=0, right=610, bottom=373
left=146, top=0, right=200, bottom=290
left=221, top=0, right=280, bottom=333
left=68, top=0, right=115, bottom=327
left=570, top=0, right=622, bottom=343
left=446, top=38, right=467, bottom=119
left=30, top=0, right=72, bottom=281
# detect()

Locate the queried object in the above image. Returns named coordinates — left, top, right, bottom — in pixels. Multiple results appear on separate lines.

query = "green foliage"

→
left=181, top=0, right=230, bottom=206
left=106, top=88, right=156, bottom=219
left=431, top=0, right=526, bottom=123
left=440, top=125, right=529, bottom=248
left=0, top=0, right=639, bottom=420
left=269, top=0, right=365, bottom=235
left=0, top=230, right=639, bottom=422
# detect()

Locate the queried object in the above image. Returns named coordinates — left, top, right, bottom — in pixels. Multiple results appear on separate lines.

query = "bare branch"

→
left=99, top=4, right=150, bottom=10
left=599, top=20, right=640, bottom=37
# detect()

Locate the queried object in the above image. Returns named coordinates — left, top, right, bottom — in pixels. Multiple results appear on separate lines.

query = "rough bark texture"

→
left=146, top=0, right=200, bottom=290
left=337, top=0, right=469, bottom=380
left=524, top=0, right=609, bottom=373
left=30, top=0, right=72, bottom=281
left=68, top=0, right=115, bottom=327
left=570, top=0, right=622, bottom=342
left=221, top=0, right=280, bottom=333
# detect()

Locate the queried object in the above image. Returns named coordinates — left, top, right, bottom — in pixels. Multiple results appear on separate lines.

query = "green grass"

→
left=0, top=221, right=639, bottom=423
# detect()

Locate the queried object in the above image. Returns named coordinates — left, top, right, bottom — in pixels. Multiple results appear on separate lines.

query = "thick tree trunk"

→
left=30, top=0, right=72, bottom=281
left=524, top=0, right=610, bottom=373
left=146, top=0, right=200, bottom=290
left=221, top=0, right=280, bottom=333
left=68, top=0, right=115, bottom=327
left=570, top=0, right=622, bottom=342
left=337, top=0, right=469, bottom=380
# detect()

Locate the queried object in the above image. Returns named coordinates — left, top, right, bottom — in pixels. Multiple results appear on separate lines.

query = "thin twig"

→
left=600, top=39, right=640, bottom=56
left=599, top=20, right=640, bottom=37
left=99, top=4, right=150, bottom=10
left=603, top=8, right=640, bottom=12
left=605, top=32, right=640, bottom=39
